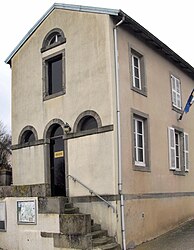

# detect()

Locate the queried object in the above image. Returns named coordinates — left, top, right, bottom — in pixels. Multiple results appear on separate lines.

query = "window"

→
left=78, top=116, right=98, bottom=132
left=168, top=127, right=189, bottom=172
left=134, top=117, right=145, bottom=166
left=18, top=126, right=38, bottom=145
left=42, top=29, right=66, bottom=100
left=171, top=75, right=182, bottom=110
left=41, top=28, right=66, bottom=53
left=48, top=54, right=62, bottom=95
left=132, top=55, right=141, bottom=89
left=21, top=130, right=35, bottom=144
left=132, top=110, right=149, bottom=171
left=131, top=49, right=146, bottom=95
left=73, top=110, right=102, bottom=133
left=43, top=50, right=65, bottom=100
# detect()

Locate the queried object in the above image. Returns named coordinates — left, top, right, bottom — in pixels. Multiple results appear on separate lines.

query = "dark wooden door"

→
left=50, top=136, right=65, bottom=196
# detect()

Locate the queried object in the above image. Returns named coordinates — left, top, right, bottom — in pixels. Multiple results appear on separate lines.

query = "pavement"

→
left=135, top=219, right=194, bottom=250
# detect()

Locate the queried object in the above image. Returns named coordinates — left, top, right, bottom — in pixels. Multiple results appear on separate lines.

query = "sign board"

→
left=0, top=202, right=6, bottom=231
left=17, top=200, right=37, bottom=225
left=54, top=151, right=64, bottom=158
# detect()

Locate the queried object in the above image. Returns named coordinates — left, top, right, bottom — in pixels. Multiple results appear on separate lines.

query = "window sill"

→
left=133, top=165, right=151, bottom=172
left=172, top=105, right=182, bottom=114
left=173, top=170, right=186, bottom=176
left=11, top=139, right=46, bottom=150
left=43, top=90, right=66, bottom=101
left=131, top=86, right=147, bottom=97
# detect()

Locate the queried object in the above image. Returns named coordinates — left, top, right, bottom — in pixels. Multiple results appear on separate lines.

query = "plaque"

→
left=17, top=200, right=37, bottom=225
left=54, top=151, right=64, bottom=158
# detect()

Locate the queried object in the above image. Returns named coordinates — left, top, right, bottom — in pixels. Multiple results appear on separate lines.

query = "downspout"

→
left=113, top=15, right=126, bottom=250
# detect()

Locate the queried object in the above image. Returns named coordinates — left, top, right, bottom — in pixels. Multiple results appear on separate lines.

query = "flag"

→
left=184, top=89, right=194, bottom=113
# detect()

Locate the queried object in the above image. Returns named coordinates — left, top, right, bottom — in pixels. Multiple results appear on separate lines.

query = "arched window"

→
left=41, top=28, right=66, bottom=52
left=78, top=116, right=98, bottom=131
left=73, top=110, right=102, bottom=133
left=42, top=28, right=66, bottom=100
left=18, top=126, right=38, bottom=144
left=22, top=130, right=35, bottom=143
left=50, top=124, right=64, bottom=138
left=43, top=119, right=65, bottom=139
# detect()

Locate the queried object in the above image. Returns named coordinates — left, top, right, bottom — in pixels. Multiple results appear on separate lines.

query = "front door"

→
left=50, top=126, right=66, bottom=196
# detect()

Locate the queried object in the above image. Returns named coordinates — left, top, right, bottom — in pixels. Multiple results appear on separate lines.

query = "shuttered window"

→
left=184, top=133, right=189, bottom=172
left=168, top=127, right=176, bottom=170
left=171, top=75, right=181, bottom=110
left=168, top=127, right=189, bottom=172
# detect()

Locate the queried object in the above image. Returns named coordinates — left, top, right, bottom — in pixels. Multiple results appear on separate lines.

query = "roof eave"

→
left=117, top=10, right=194, bottom=79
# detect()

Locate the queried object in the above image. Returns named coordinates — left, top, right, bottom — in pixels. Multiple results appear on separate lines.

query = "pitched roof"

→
left=5, top=3, right=194, bottom=79
left=5, top=3, right=119, bottom=65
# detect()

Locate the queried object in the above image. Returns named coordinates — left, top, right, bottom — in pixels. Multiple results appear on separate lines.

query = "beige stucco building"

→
left=1, top=3, right=194, bottom=249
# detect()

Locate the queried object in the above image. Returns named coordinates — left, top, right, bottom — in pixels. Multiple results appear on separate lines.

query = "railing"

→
left=67, top=174, right=116, bottom=213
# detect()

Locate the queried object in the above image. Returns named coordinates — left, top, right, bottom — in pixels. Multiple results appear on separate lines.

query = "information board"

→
left=17, top=200, right=37, bottom=225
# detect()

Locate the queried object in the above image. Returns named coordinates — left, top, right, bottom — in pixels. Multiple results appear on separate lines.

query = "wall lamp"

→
left=64, top=122, right=71, bottom=133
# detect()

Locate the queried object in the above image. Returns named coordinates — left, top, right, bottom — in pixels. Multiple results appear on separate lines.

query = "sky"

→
left=1, top=0, right=194, bottom=133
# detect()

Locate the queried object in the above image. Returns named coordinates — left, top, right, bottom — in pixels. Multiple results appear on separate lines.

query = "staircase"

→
left=39, top=197, right=120, bottom=249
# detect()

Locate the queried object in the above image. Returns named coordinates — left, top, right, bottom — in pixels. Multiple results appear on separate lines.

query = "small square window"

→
left=130, top=49, right=146, bottom=96
left=43, top=50, right=65, bottom=100
left=171, top=75, right=182, bottom=111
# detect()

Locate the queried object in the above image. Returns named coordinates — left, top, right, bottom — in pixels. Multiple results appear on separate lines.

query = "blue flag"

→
left=184, top=89, right=194, bottom=113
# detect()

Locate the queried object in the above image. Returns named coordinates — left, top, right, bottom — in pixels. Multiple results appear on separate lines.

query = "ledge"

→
left=64, top=125, right=114, bottom=140
left=0, top=184, right=51, bottom=198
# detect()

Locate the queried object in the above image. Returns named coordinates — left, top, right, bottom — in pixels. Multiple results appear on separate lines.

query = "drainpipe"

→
left=113, top=15, right=126, bottom=250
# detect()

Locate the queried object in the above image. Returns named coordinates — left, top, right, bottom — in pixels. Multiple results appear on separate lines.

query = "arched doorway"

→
left=49, top=124, right=66, bottom=196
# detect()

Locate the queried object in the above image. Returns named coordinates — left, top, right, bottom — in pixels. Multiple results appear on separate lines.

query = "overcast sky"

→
left=1, top=0, right=194, bottom=133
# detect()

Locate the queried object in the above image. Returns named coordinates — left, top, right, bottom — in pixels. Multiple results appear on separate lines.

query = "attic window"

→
left=41, top=28, right=66, bottom=52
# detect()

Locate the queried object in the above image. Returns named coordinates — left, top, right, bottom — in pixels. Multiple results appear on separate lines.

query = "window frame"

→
left=131, top=109, right=150, bottom=172
left=18, top=126, right=38, bottom=145
left=41, top=28, right=66, bottom=53
left=130, top=48, right=147, bottom=96
left=42, top=49, right=66, bottom=101
left=168, top=126, right=189, bottom=174
left=171, top=75, right=182, bottom=112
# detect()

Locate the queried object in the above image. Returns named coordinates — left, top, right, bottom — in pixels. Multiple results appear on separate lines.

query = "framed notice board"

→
left=17, top=200, right=37, bottom=225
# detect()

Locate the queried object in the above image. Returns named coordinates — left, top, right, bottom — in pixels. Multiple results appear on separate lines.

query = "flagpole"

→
left=178, top=88, right=194, bottom=121
left=178, top=111, right=184, bottom=121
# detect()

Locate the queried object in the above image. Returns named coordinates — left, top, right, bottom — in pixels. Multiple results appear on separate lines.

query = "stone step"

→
left=88, top=230, right=108, bottom=239
left=92, top=236, right=114, bottom=247
left=91, top=223, right=101, bottom=232
left=59, top=213, right=91, bottom=235
left=64, top=202, right=74, bottom=209
left=63, top=207, right=79, bottom=214
left=94, top=242, right=121, bottom=250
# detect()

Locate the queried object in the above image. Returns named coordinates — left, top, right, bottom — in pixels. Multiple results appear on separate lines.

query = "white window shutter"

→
left=168, top=127, right=176, bottom=170
left=184, top=133, right=189, bottom=172
left=171, top=76, right=176, bottom=105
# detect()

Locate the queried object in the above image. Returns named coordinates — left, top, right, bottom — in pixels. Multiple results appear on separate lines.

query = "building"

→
left=2, top=3, right=194, bottom=249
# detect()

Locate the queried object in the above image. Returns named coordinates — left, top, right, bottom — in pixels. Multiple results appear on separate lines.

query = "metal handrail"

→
left=67, top=174, right=116, bottom=213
